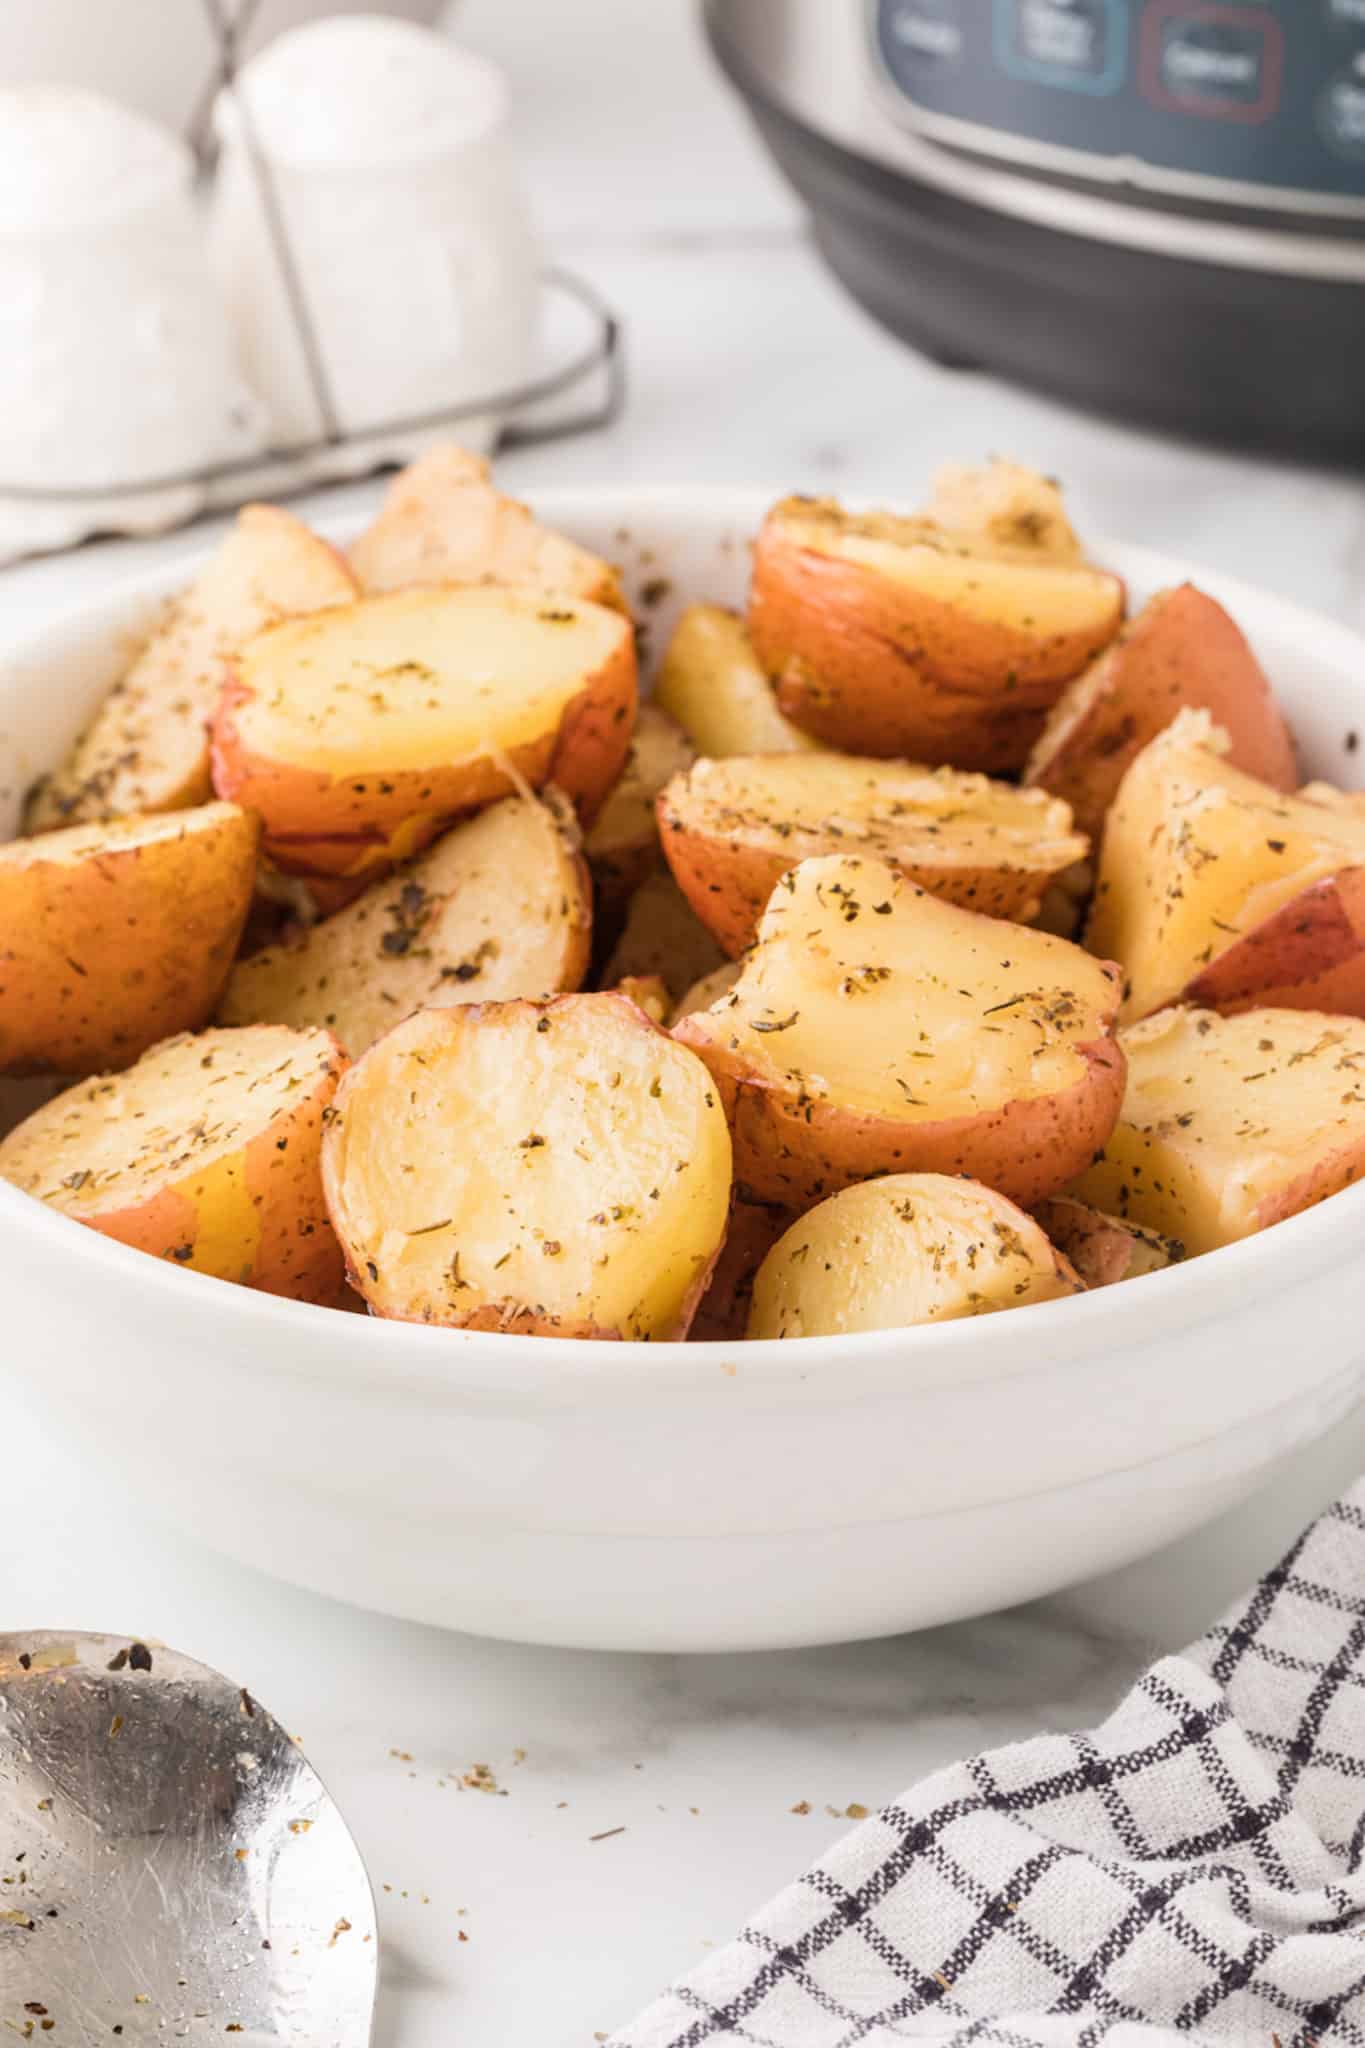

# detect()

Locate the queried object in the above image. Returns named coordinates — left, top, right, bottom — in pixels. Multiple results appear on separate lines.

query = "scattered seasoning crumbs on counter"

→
left=589, top=1826, right=627, bottom=1843
left=790, top=1800, right=811, bottom=1815
left=461, top=1762, right=506, bottom=1795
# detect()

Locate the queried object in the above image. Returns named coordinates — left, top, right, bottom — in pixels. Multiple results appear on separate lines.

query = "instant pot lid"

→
left=705, top=0, right=1365, bottom=465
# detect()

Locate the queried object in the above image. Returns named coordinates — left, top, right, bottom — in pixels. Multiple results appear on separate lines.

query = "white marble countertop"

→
left=3, top=4, right=1364, bottom=2043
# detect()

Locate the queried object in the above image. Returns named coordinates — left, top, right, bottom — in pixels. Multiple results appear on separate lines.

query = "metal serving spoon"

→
left=0, top=1632, right=376, bottom=2045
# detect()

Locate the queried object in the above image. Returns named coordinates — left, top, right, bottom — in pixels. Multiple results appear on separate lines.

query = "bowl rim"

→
left=4, top=482, right=1365, bottom=1409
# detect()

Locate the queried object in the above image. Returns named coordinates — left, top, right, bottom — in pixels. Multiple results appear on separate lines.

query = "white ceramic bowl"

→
left=3, top=488, right=1364, bottom=1653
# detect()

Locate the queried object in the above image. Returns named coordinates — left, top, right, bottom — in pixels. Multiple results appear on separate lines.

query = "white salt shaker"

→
left=0, top=89, right=267, bottom=562
left=211, top=16, right=538, bottom=474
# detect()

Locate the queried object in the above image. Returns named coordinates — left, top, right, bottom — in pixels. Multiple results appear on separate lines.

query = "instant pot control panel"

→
left=873, top=0, right=1365, bottom=213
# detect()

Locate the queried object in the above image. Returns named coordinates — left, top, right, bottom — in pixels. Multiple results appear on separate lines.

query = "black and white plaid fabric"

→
left=615, top=1483, right=1365, bottom=2048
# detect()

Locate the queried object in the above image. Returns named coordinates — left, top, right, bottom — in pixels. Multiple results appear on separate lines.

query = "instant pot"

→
left=705, top=2, right=1365, bottom=460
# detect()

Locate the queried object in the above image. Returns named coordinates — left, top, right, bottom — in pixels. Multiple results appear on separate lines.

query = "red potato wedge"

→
left=349, top=445, right=625, bottom=609
left=657, top=751, right=1087, bottom=956
left=600, top=869, right=728, bottom=1003
left=0, top=801, right=258, bottom=1077
left=653, top=604, right=821, bottom=758
left=25, top=507, right=356, bottom=832
left=1032, top=1196, right=1184, bottom=1287
left=1025, top=584, right=1297, bottom=845
left=322, top=994, right=732, bottom=1339
left=219, top=792, right=590, bottom=1057
left=672, top=853, right=1125, bottom=1210
left=611, top=974, right=673, bottom=1027
left=1087, top=710, right=1365, bottom=1022
left=749, top=495, right=1123, bottom=772
left=689, top=1194, right=794, bottom=1342
left=585, top=703, right=695, bottom=909
left=923, top=460, right=1083, bottom=559
left=1069, top=1006, right=1365, bottom=1256
left=0, top=1024, right=346, bottom=1300
left=748, top=1173, right=1083, bottom=1340
left=210, top=585, right=637, bottom=879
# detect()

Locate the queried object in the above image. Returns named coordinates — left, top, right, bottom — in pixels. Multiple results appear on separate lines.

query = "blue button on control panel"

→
left=993, top=0, right=1129, bottom=95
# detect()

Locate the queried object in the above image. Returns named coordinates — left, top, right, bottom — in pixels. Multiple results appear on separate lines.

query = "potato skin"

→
left=0, top=802, right=259, bottom=1076
left=688, top=1195, right=794, bottom=1342
left=679, top=1032, right=1126, bottom=1212
left=749, top=499, right=1123, bottom=772
left=95, top=1045, right=346, bottom=1301
left=657, top=754, right=1085, bottom=957
left=1183, top=869, right=1365, bottom=1018
left=0, top=1025, right=347, bottom=1302
left=653, top=604, right=820, bottom=759
left=210, top=590, right=637, bottom=879
left=1025, top=584, right=1297, bottom=844
left=1032, top=1197, right=1182, bottom=1287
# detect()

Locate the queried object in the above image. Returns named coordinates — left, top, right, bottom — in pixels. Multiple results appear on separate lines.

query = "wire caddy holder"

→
left=0, top=0, right=625, bottom=514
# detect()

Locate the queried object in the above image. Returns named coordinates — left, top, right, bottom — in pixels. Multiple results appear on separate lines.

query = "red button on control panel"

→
left=1139, top=1, right=1284, bottom=122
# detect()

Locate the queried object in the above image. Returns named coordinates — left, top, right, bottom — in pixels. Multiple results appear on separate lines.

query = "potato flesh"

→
left=324, top=997, right=732, bottom=1338
left=1070, top=1006, right=1365, bottom=1253
left=691, top=856, right=1119, bottom=1120
left=0, top=1026, right=331, bottom=1219
left=219, top=794, right=588, bottom=1056
left=350, top=446, right=620, bottom=604
left=669, top=752, right=1084, bottom=879
left=586, top=704, right=694, bottom=868
left=1089, top=713, right=1365, bottom=1019
left=612, top=975, right=672, bottom=1026
left=924, top=461, right=1081, bottom=560
left=653, top=605, right=819, bottom=757
left=230, top=587, right=629, bottom=778
left=748, top=1173, right=1081, bottom=1339
left=3, top=801, right=245, bottom=871
left=26, top=506, right=353, bottom=829
left=774, top=504, right=1117, bottom=641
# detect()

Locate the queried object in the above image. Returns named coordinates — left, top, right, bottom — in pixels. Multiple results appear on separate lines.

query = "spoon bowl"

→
left=0, top=1631, right=376, bottom=2045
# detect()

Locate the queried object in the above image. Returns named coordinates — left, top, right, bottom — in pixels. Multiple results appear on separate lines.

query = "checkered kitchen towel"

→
left=614, top=1484, right=1365, bottom=2048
